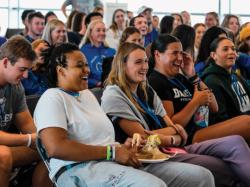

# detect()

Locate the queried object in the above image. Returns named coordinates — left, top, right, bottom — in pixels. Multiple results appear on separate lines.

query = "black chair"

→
left=26, top=95, right=40, bottom=116
left=90, top=88, right=103, bottom=104
left=5, top=28, right=23, bottom=39
left=36, top=137, right=59, bottom=187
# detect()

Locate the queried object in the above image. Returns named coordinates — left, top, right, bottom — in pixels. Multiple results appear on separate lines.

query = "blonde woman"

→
left=42, top=19, right=68, bottom=45
left=80, top=20, right=116, bottom=88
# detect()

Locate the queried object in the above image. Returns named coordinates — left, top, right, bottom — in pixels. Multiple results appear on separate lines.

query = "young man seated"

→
left=0, top=35, right=51, bottom=187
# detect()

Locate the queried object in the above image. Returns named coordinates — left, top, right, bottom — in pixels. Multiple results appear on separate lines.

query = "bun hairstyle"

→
left=42, top=43, right=79, bottom=87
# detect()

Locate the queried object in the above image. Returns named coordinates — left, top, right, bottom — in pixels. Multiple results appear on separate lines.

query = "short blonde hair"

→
left=42, top=19, right=68, bottom=45
left=79, top=20, right=108, bottom=48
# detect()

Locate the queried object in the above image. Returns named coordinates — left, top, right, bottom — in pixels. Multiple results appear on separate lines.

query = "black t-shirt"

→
left=149, top=70, right=197, bottom=144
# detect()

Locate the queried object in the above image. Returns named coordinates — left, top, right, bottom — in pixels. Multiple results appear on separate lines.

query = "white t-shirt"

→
left=34, top=88, right=115, bottom=180
left=106, top=29, right=123, bottom=50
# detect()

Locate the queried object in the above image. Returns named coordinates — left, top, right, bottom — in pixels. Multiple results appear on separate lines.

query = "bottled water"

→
left=194, top=105, right=209, bottom=128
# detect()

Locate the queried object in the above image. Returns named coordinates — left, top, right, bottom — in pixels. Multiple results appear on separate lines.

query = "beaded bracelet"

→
left=192, top=79, right=201, bottom=86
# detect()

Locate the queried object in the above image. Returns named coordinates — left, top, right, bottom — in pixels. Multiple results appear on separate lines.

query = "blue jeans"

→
left=57, top=160, right=214, bottom=187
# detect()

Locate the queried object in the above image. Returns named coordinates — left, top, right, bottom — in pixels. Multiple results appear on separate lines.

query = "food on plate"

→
left=134, top=134, right=170, bottom=160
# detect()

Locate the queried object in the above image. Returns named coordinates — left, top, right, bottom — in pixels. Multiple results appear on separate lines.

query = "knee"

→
left=222, top=135, right=246, bottom=148
left=0, top=146, right=13, bottom=173
left=142, top=176, right=167, bottom=187
left=186, top=165, right=215, bottom=187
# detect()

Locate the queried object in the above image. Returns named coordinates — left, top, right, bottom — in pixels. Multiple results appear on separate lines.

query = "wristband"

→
left=111, top=145, right=116, bottom=161
left=192, top=79, right=201, bottom=85
left=170, top=136, right=175, bottom=146
left=26, top=134, right=32, bottom=147
left=188, top=74, right=198, bottom=82
left=106, top=145, right=112, bottom=161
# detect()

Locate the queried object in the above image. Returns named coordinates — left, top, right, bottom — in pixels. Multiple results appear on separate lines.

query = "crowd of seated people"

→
left=1, top=4, right=250, bottom=187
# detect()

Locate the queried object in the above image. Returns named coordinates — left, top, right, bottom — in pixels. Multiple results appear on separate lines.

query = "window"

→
left=1, top=0, right=250, bottom=36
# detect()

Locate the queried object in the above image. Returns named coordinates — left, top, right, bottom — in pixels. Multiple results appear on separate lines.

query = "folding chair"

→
left=36, top=137, right=59, bottom=187
left=90, top=87, right=104, bottom=104
left=26, top=94, right=40, bottom=117
left=5, top=28, right=23, bottom=39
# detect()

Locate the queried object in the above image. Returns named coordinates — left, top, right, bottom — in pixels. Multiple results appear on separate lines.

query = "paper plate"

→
left=138, top=158, right=169, bottom=163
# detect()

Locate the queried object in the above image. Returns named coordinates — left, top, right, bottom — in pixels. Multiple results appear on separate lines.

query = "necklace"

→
left=59, top=88, right=81, bottom=102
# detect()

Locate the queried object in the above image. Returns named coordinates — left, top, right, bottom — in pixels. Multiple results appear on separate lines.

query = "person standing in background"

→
left=61, top=0, right=103, bottom=17
left=181, top=10, right=191, bottom=26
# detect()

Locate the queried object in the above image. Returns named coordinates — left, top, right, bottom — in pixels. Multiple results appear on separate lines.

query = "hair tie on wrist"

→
left=27, top=134, right=32, bottom=147
left=188, top=74, right=199, bottom=83
left=111, top=145, right=116, bottom=161
left=170, top=136, right=176, bottom=146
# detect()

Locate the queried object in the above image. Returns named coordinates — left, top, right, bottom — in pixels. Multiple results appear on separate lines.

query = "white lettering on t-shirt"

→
left=173, top=88, right=192, bottom=98
left=231, top=81, right=250, bottom=112
left=172, top=88, right=192, bottom=102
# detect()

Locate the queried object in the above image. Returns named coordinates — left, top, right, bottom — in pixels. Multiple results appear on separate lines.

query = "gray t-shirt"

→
left=63, top=0, right=103, bottom=14
left=0, top=83, right=27, bottom=131
left=101, top=85, right=166, bottom=130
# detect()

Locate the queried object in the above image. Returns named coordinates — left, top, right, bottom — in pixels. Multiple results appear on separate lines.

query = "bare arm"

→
left=40, top=127, right=141, bottom=167
left=118, top=118, right=178, bottom=146
left=198, top=80, right=218, bottom=113
left=163, top=82, right=218, bottom=127
left=181, top=52, right=218, bottom=113
left=0, top=110, right=36, bottom=147
left=40, top=127, right=106, bottom=161
left=15, top=109, right=36, bottom=133
left=163, top=100, right=199, bottom=127
left=0, top=131, right=31, bottom=147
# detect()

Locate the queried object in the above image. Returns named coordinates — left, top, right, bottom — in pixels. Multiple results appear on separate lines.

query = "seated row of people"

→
left=34, top=37, right=250, bottom=186
left=1, top=33, right=250, bottom=186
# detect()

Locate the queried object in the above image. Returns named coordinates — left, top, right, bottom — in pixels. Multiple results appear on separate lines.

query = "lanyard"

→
left=169, top=78, right=189, bottom=91
left=132, top=93, right=163, bottom=129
